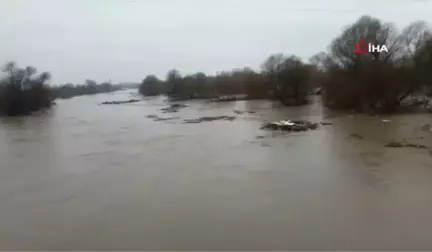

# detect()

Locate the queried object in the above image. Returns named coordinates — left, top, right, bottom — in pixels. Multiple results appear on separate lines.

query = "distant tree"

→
left=244, top=70, right=268, bottom=99
left=261, top=54, right=311, bottom=105
left=51, top=80, right=122, bottom=99
left=261, top=53, right=286, bottom=97
left=190, top=72, right=210, bottom=97
left=85, top=79, right=97, bottom=86
left=84, top=79, right=98, bottom=94
left=415, top=38, right=432, bottom=92
left=139, top=75, right=162, bottom=96
left=165, top=69, right=183, bottom=98
left=275, top=56, right=311, bottom=105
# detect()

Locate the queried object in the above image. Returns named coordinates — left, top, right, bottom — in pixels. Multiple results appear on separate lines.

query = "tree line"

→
left=0, top=64, right=125, bottom=116
left=140, top=15, right=432, bottom=112
left=139, top=56, right=313, bottom=106
left=51, top=80, right=122, bottom=99
left=2, top=15, right=432, bottom=116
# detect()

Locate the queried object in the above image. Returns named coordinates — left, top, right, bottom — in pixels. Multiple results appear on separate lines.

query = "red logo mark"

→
left=354, top=40, right=368, bottom=55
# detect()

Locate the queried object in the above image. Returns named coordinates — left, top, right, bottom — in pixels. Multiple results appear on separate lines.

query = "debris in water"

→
left=169, top=104, right=188, bottom=109
left=261, top=120, right=318, bottom=132
left=234, top=109, right=256, bottom=115
left=382, top=119, right=391, bottom=123
left=208, top=95, right=249, bottom=103
left=421, top=124, right=432, bottom=132
left=386, top=141, right=429, bottom=149
left=320, top=121, right=333, bottom=126
left=406, top=143, right=428, bottom=149
left=153, top=116, right=180, bottom=122
left=147, top=114, right=179, bottom=122
left=386, top=141, right=404, bottom=148
left=100, top=99, right=140, bottom=105
left=162, top=109, right=178, bottom=113
left=350, top=133, right=364, bottom=139
left=160, top=104, right=188, bottom=113
left=183, top=116, right=236, bottom=124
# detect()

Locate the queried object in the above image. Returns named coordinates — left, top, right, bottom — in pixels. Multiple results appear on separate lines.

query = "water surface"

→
left=1, top=90, right=432, bottom=250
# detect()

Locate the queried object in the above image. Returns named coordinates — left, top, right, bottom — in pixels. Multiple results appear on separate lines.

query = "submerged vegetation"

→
left=0, top=62, right=52, bottom=116
left=51, top=80, right=123, bottom=99
left=139, top=57, right=313, bottom=106
left=2, top=15, right=432, bottom=117
left=0, top=67, right=125, bottom=115
left=313, top=16, right=432, bottom=113
left=140, top=15, right=432, bottom=113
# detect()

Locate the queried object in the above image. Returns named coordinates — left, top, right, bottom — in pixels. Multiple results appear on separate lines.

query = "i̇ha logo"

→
left=354, top=40, right=388, bottom=55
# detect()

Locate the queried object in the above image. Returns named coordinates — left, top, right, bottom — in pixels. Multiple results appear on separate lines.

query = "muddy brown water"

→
left=1, top=90, right=432, bottom=250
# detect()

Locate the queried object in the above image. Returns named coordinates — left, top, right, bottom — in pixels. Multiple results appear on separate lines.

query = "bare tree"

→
left=321, top=15, right=432, bottom=112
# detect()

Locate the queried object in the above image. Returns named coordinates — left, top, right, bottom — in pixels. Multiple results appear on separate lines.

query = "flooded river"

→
left=1, top=90, right=432, bottom=250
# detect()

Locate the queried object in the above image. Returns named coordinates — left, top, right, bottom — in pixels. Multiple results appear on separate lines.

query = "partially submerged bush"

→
left=139, top=75, right=163, bottom=96
left=51, top=80, right=122, bottom=99
left=311, top=16, right=432, bottom=113
left=0, top=62, right=53, bottom=116
left=139, top=57, right=313, bottom=107
left=262, top=55, right=312, bottom=105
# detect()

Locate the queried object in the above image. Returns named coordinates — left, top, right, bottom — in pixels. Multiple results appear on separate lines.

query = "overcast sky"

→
left=0, top=0, right=431, bottom=84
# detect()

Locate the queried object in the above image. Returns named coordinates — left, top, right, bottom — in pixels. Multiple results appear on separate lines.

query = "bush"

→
left=51, top=80, right=122, bottom=99
left=139, top=61, right=311, bottom=105
left=139, top=75, right=163, bottom=96
left=262, top=55, right=312, bottom=105
left=311, top=16, right=432, bottom=113
left=0, top=62, right=53, bottom=116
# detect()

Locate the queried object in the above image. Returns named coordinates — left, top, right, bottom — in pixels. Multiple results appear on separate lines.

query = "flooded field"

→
left=1, top=90, right=432, bottom=250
